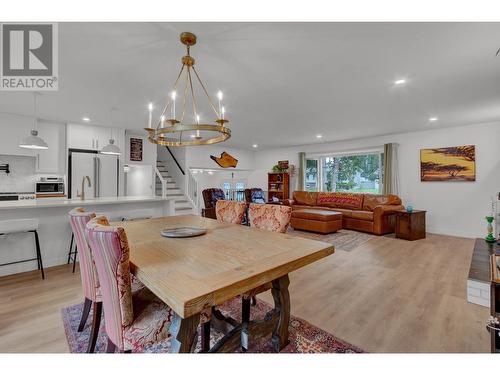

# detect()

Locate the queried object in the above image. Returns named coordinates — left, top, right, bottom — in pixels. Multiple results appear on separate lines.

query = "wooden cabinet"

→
left=395, top=210, right=426, bottom=241
left=267, top=172, right=289, bottom=203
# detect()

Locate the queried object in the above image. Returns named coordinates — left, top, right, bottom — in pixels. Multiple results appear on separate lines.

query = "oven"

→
left=36, top=177, right=65, bottom=196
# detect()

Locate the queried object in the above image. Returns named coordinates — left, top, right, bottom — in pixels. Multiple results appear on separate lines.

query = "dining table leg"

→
left=169, top=312, right=200, bottom=353
left=271, top=274, right=291, bottom=352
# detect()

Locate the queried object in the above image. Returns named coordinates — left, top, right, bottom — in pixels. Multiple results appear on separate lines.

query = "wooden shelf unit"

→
left=267, top=172, right=289, bottom=203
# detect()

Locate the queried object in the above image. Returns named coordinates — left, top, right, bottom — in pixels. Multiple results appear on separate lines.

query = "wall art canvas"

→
left=420, top=145, right=475, bottom=181
left=130, top=138, right=143, bottom=162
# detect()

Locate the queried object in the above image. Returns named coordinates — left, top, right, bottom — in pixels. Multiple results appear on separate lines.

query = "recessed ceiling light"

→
left=429, top=117, right=438, bottom=122
left=394, top=79, right=406, bottom=85
left=316, top=134, right=323, bottom=139
left=252, top=144, right=258, bottom=148
left=82, top=117, right=90, bottom=122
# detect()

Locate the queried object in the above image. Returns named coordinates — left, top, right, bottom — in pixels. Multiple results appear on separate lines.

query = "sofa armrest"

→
left=372, top=204, right=404, bottom=235
left=283, top=199, right=294, bottom=206
left=373, top=204, right=404, bottom=217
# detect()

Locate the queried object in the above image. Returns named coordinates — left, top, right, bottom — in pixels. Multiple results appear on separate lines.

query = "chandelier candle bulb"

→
left=148, top=103, right=153, bottom=128
left=221, top=106, right=225, bottom=120
left=217, top=90, right=223, bottom=115
left=196, top=115, right=201, bottom=138
left=171, top=91, right=177, bottom=119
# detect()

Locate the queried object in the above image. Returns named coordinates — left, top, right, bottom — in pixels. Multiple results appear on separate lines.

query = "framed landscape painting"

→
left=420, top=145, right=476, bottom=181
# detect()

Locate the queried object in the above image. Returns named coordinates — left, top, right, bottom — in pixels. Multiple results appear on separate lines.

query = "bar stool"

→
left=67, top=233, right=78, bottom=273
left=0, top=219, right=44, bottom=279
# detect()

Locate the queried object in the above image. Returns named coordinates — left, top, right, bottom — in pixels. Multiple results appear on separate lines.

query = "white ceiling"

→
left=1, top=22, right=499, bottom=149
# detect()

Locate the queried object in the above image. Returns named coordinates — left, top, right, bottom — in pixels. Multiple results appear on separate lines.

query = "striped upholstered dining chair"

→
left=85, top=216, right=172, bottom=353
left=215, top=200, right=247, bottom=225
left=68, top=208, right=101, bottom=353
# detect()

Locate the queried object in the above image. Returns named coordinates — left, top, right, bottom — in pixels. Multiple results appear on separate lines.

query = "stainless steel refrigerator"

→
left=69, top=150, right=119, bottom=199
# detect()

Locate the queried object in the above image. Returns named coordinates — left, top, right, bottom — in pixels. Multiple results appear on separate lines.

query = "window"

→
left=306, top=152, right=383, bottom=194
left=305, top=159, right=319, bottom=192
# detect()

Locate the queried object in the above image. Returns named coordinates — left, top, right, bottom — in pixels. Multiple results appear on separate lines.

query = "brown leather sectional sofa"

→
left=285, top=191, right=404, bottom=235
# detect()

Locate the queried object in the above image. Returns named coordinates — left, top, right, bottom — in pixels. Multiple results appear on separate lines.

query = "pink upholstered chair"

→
left=85, top=216, right=172, bottom=353
left=247, top=203, right=292, bottom=233
left=241, top=203, right=292, bottom=350
left=68, top=207, right=101, bottom=353
left=215, top=200, right=247, bottom=224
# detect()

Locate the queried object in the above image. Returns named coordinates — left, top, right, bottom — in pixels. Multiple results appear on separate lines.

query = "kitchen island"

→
left=0, top=196, right=176, bottom=277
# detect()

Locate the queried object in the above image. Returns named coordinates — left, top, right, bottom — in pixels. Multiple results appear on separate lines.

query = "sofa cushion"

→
left=292, top=209, right=342, bottom=222
left=292, top=191, right=318, bottom=206
left=311, top=206, right=353, bottom=218
left=317, top=192, right=364, bottom=210
left=292, top=204, right=315, bottom=211
left=351, top=210, right=374, bottom=221
left=362, top=194, right=402, bottom=211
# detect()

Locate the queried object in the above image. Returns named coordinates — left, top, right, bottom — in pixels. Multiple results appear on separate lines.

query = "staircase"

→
left=155, top=161, right=195, bottom=215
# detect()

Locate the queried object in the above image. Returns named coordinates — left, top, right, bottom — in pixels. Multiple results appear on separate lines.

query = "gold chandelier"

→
left=145, top=32, right=230, bottom=147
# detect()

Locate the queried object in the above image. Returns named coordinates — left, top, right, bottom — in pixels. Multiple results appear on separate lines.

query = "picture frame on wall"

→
left=130, top=137, right=143, bottom=162
left=420, top=145, right=476, bottom=182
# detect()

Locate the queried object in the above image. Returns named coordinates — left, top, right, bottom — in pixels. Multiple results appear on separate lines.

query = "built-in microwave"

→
left=36, top=177, right=65, bottom=195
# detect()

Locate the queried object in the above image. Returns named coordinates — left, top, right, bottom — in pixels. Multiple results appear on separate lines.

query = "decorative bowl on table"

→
left=161, top=227, right=207, bottom=238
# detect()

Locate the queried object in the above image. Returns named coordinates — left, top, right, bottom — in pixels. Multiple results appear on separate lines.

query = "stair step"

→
left=175, top=206, right=193, bottom=211
left=175, top=202, right=192, bottom=209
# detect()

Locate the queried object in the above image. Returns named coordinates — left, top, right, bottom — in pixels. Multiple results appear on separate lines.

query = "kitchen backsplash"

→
left=0, top=155, right=36, bottom=193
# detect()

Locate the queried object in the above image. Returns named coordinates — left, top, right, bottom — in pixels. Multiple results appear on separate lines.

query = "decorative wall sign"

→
left=420, top=145, right=475, bottom=181
left=130, top=138, right=143, bottom=162
left=210, top=151, right=238, bottom=168
left=278, top=160, right=289, bottom=169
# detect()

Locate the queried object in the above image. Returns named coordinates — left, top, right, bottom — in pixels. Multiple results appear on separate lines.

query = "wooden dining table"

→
left=118, top=215, right=334, bottom=353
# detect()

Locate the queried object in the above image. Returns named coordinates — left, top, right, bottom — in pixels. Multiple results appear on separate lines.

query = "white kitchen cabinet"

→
left=67, top=124, right=125, bottom=152
left=0, top=113, right=34, bottom=156
left=35, top=122, right=65, bottom=174
left=67, top=123, right=97, bottom=150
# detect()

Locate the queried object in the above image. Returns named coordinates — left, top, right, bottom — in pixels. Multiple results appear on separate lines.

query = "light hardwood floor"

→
left=0, top=233, right=490, bottom=353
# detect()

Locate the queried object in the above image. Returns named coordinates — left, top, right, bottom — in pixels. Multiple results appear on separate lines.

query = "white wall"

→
left=186, top=145, right=255, bottom=171
left=249, top=121, right=500, bottom=238
left=125, top=131, right=157, bottom=166
left=124, top=131, right=156, bottom=196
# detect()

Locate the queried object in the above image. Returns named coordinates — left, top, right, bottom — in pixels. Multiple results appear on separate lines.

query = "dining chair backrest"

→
left=215, top=200, right=247, bottom=224
left=85, top=216, right=134, bottom=350
left=247, top=203, right=292, bottom=233
left=68, top=208, right=100, bottom=302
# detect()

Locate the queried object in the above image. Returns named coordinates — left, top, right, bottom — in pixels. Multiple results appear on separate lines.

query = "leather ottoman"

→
left=291, top=209, right=342, bottom=234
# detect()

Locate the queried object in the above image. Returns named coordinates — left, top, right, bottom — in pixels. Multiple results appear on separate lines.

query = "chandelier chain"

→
left=180, top=68, right=190, bottom=124
left=192, top=66, right=220, bottom=118
left=187, top=67, right=199, bottom=122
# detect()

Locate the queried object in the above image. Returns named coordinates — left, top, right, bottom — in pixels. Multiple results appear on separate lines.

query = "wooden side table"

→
left=395, top=210, right=426, bottom=241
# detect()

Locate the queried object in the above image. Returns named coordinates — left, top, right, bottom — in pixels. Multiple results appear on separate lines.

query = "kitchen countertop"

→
left=0, top=196, right=175, bottom=210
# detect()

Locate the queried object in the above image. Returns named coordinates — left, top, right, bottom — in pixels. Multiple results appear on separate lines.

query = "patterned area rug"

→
left=62, top=297, right=363, bottom=353
left=287, top=228, right=375, bottom=252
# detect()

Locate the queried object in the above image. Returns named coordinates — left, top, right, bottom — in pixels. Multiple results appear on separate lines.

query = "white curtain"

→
left=383, top=143, right=400, bottom=195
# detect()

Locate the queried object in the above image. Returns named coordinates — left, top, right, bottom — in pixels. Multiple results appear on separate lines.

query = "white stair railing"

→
left=186, top=170, right=199, bottom=214
left=154, top=166, right=167, bottom=198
